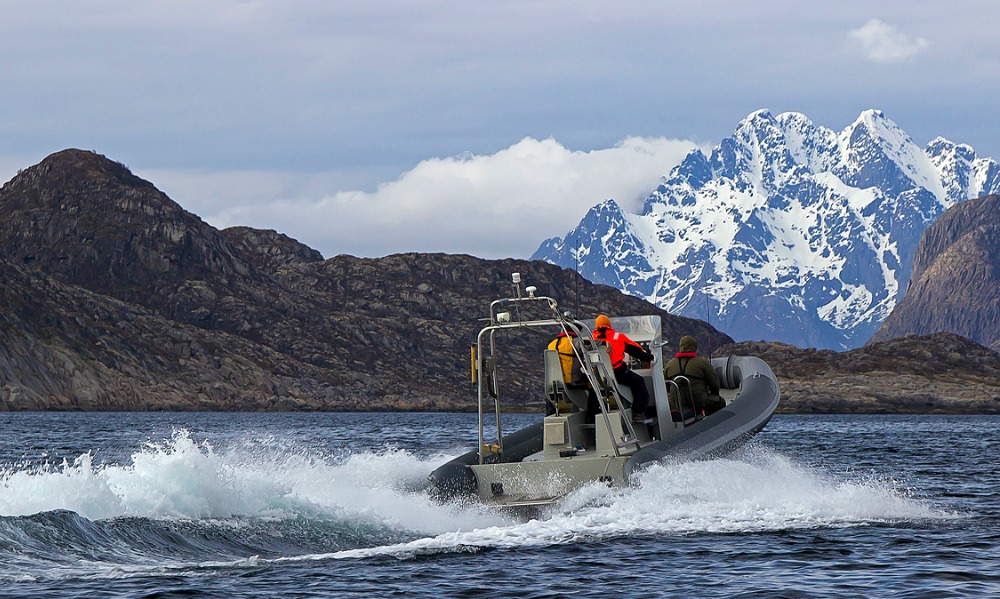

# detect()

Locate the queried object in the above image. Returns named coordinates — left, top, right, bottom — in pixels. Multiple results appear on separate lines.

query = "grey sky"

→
left=2, top=1, right=997, bottom=258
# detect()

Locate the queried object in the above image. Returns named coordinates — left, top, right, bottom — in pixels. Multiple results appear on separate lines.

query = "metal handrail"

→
left=477, top=293, right=570, bottom=464
left=474, top=286, right=654, bottom=463
left=585, top=349, right=642, bottom=454
left=666, top=376, right=698, bottom=424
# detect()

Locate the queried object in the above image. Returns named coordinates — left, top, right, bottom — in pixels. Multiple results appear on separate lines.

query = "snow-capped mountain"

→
left=532, top=110, right=1000, bottom=350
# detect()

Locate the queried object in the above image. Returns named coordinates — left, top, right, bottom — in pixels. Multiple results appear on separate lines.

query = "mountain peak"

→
left=28, top=148, right=151, bottom=188
left=870, top=194, right=1000, bottom=351
left=534, top=110, right=1000, bottom=350
left=858, top=108, right=887, bottom=121
left=0, top=148, right=253, bottom=303
left=775, top=111, right=810, bottom=123
left=732, top=109, right=779, bottom=140
left=926, top=137, right=976, bottom=162
left=2, top=148, right=173, bottom=214
left=844, top=108, right=903, bottom=143
left=743, top=108, right=776, bottom=122
left=839, top=109, right=944, bottom=202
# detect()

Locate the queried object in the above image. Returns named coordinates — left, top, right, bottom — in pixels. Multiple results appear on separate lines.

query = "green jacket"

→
left=664, top=336, right=721, bottom=413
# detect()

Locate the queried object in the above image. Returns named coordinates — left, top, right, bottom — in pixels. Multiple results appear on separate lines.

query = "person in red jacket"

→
left=592, top=314, right=655, bottom=422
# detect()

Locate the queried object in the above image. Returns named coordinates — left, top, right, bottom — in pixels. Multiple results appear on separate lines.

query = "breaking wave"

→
left=0, top=431, right=954, bottom=581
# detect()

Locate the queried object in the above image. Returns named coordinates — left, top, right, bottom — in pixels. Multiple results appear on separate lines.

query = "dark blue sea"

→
left=0, top=412, right=997, bottom=598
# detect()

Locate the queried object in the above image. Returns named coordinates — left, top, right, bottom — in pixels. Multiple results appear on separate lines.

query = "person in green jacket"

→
left=664, top=335, right=724, bottom=418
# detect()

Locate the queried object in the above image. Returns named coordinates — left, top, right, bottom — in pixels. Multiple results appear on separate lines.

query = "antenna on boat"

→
left=706, top=293, right=712, bottom=357
left=510, top=272, right=526, bottom=322
left=574, top=234, right=581, bottom=316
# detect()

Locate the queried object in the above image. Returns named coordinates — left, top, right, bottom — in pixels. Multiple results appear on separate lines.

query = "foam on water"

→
left=302, top=446, right=953, bottom=562
left=0, top=430, right=955, bottom=573
left=0, top=430, right=505, bottom=533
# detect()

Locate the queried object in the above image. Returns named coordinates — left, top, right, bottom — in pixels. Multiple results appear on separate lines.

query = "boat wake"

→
left=306, top=443, right=953, bottom=562
left=0, top=431, right=955, bottom=581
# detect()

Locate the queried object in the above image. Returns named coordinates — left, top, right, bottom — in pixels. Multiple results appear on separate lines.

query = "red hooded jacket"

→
left=593, top=326, right=653, bottom=369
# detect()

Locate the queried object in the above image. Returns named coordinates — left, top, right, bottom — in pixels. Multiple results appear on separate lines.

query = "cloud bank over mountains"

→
left=146, top=136, right=697, bottom=259
left=4, top=4, right=999, bottom=262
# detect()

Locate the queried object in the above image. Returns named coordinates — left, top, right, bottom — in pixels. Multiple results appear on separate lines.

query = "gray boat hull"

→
left=625, top=355, right=779, bottom=478
left=429, top=355, right=780, bottom=505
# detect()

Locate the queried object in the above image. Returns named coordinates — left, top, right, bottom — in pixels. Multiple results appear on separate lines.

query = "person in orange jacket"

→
left=592, top=314, right=655, bottom=421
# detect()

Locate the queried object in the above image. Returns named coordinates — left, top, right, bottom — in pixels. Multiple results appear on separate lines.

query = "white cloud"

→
left=149, top=136, right=696, bottom=260
left=7, top=3, right=1000, bottom=258
left=848, top=19, right=929, bottom=63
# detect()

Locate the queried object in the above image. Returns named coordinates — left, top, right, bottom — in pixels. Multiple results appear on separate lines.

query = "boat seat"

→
left=543, top=349, right=589, bottom=412
left=585, top=349, right=634, bottom=408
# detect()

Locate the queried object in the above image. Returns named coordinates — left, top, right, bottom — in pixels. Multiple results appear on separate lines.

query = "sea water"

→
left=0, top=412, right=996, bottom=598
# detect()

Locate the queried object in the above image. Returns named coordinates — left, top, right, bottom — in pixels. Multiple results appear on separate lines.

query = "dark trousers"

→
left=614, top=367, right=649, bottom=415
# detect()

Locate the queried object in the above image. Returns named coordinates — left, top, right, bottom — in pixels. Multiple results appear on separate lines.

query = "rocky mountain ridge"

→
left=718, top=333, right=1000, bottom=413
left=2, top=149, right=998, bottom=413
left=0, top=150, right=727, bottom=411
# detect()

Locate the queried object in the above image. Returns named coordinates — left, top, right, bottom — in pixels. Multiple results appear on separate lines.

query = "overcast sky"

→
left=2, top=1, right=998, bottom=259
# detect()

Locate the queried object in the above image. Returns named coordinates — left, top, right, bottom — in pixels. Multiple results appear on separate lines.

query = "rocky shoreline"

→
left=717, top=334, right=1000, bottom=414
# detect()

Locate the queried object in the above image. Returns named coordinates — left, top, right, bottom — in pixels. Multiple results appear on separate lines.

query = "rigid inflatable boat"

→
left=429, top=273, right=780, bottom=508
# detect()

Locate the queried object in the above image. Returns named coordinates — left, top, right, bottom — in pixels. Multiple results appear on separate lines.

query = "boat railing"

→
left=483, top=349, right=504, bottom=458
left=473, top=272, right=652, bottom=463
left=584, top=349, right=642, bottom=454
left=666, top=376, right=699, bottom=424
left=475, top=281, right=599, bottom=464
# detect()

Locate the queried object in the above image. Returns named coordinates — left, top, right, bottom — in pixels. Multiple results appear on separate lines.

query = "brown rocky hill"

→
left=869, top=194, right=1000, bottom=351
left=0, top=150, right=298, bottom=340
left=0, top=149, right=729, bottom=411
left=0, top=260, right=341, bottom=411
left=717, top=333, right=1000, bottom=413
left=221, top=226, right=325, bottom=273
